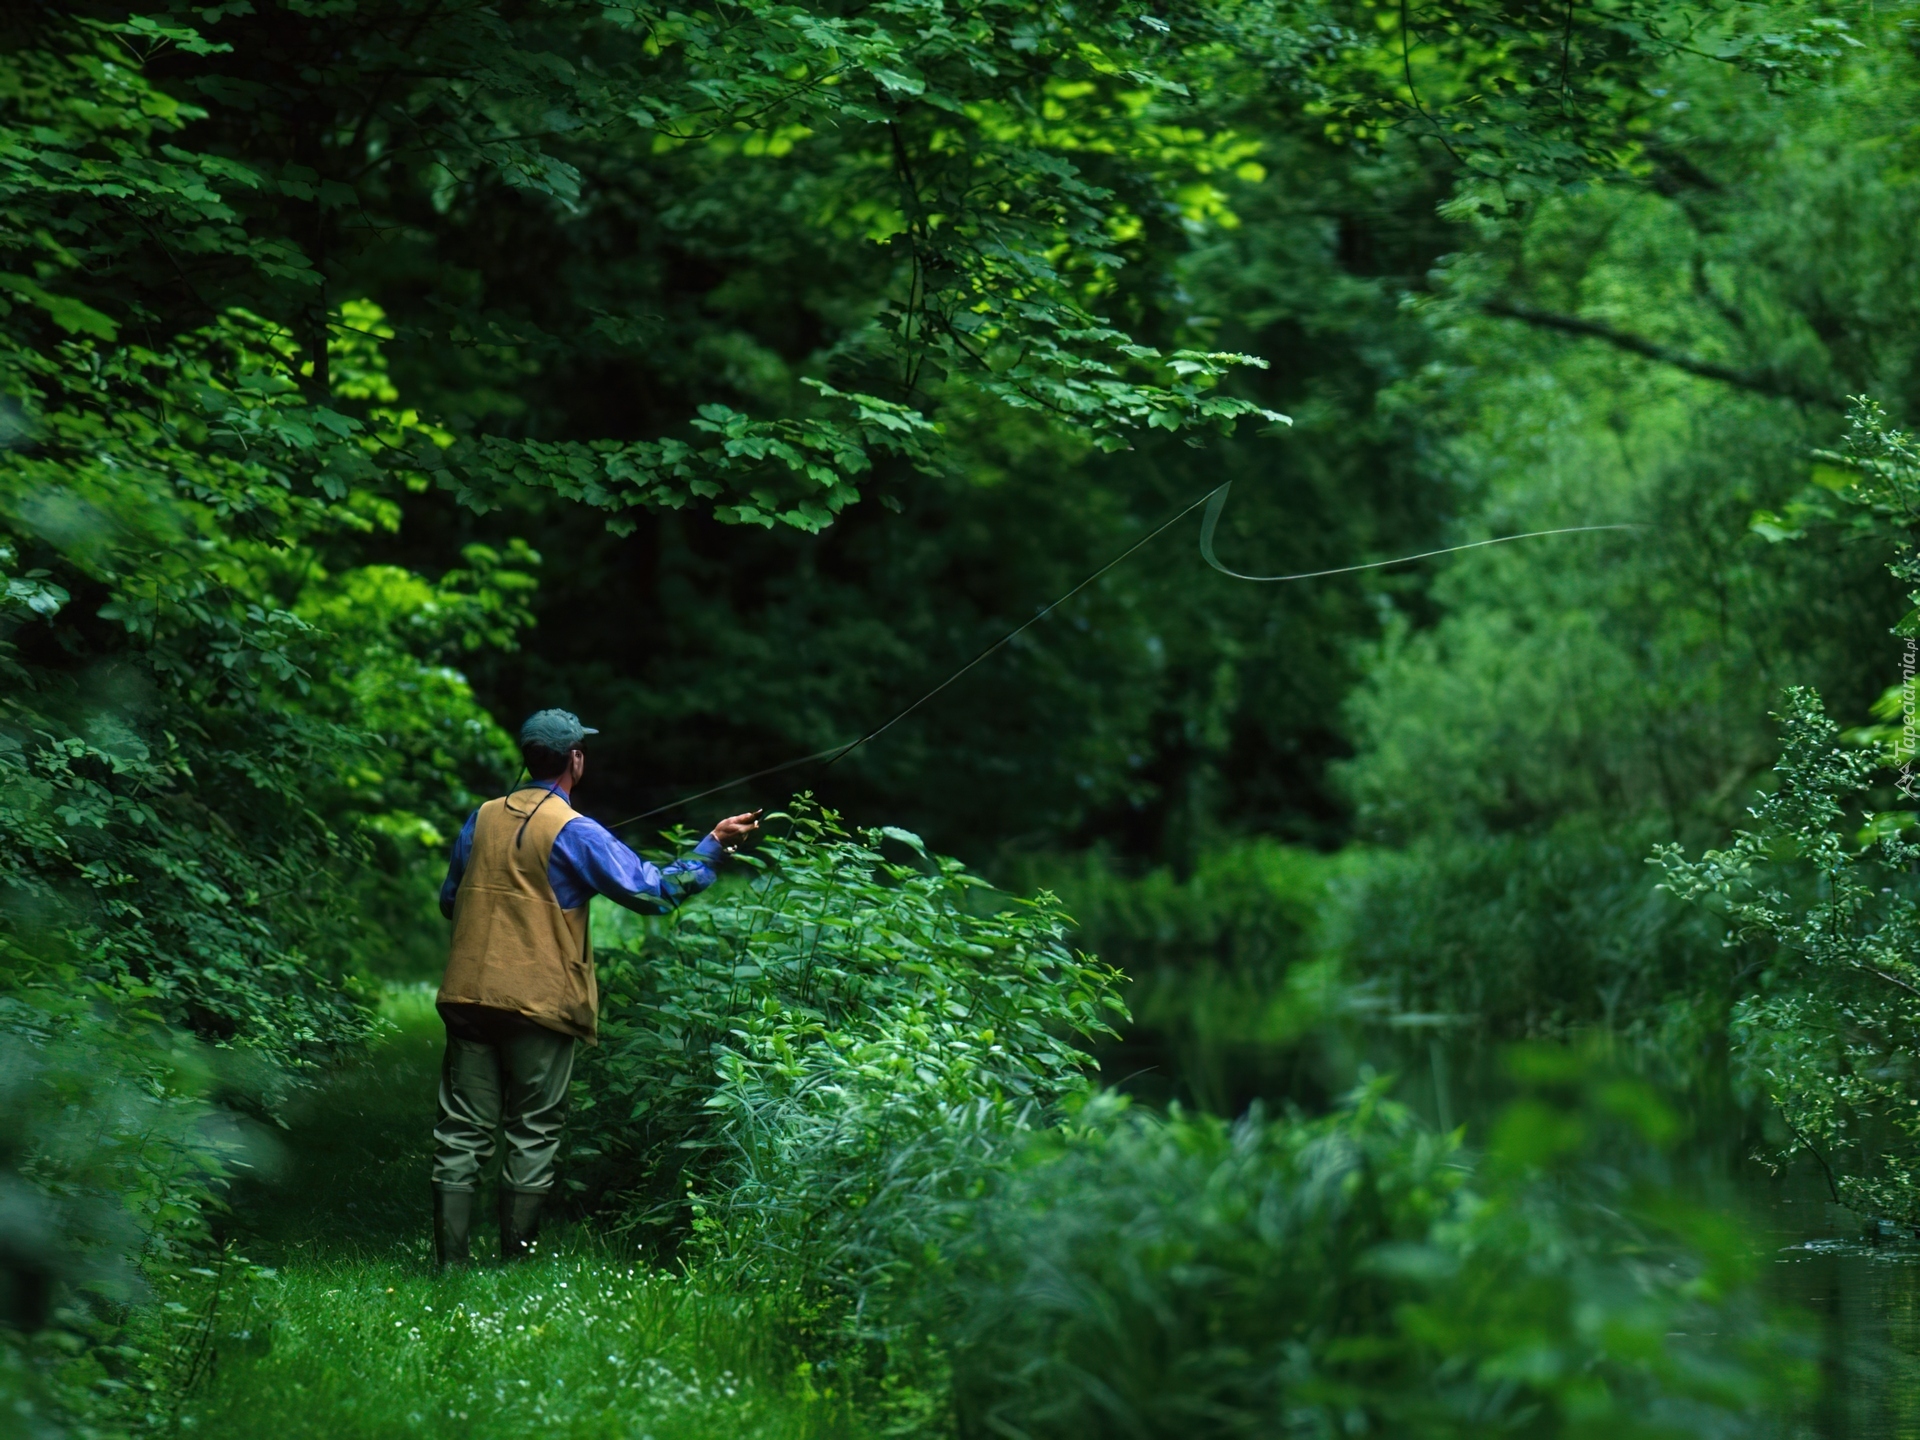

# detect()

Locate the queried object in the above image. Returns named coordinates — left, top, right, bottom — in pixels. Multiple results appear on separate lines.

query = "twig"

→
left=1776, top=1110, right=1842, bottom=1204
left=1400, top=0, right=1462, bottom=163
left=1479, top=298, right=1838, bottom=406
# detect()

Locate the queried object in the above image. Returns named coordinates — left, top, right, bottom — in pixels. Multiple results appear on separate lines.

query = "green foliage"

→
left=0, top=7, right=537, bottom=1045
left=6, top=0, right=1291, bottom=541
left=1016, top=840, right=1335, bottom=982
left=576, top=803, right=1125, bottom=1305
left=935, top=1054, right=1812, bottom=1439
left=1312, top=0, right=1920, bottom=1061
left=0, top=989, right=234, bottom=1295
left=1011, top=840, right=1353, bottom=1110
left=1655, top=687, right=1920, bottom=1221
left=1323, top=94, right=1915, bottom=1044
left=9, top=0, right=1918, bottom=1430
left=1327, top=821, right=1723, bottom=1042
left=1650, top=404, right=1920, bottom=1222
left=0, top=7, right=534, bottom=1052
left=0, top=974, right=264, bottom=1435
left=1311, top=0, right=1865, bottom=220
left=0, top=485, right=522, bottom=1055
left=0, top=19, right=546, bottom=1424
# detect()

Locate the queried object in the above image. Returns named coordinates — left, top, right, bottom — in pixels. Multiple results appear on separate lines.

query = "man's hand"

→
left=709, top=810, right=762, bottom=854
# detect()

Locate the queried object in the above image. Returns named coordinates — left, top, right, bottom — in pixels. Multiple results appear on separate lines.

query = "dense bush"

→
left=1644, top=401, right=1920, bottom=1223
left=934, top=1058, right=1812, bottom=1439
left=576, top=802, right=1127, bottom=1315
left=0, top=963, right=269, bottom=1435
left=1324, top=822, right=1725, bottom=1041
left=1658, top=685, right=1920, bottom=1222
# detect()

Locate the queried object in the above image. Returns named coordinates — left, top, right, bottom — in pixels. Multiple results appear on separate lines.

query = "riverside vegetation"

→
left=10, top=0, right=1920, bottom=1434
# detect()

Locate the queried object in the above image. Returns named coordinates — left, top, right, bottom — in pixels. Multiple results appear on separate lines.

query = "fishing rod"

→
left=606, top=482, right=1637, bottom=833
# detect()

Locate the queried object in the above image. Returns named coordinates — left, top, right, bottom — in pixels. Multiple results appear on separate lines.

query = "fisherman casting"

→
left=430, top=708, right=761, bottom=1267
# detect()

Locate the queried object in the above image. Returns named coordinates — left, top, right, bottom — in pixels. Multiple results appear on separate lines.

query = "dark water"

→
left=1764, top=1184, right=1920, bottom=1437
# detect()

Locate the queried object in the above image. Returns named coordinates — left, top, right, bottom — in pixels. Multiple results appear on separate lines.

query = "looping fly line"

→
left=608, top=485, right=1639, bottom=832
left=1199, top=480, right=1639, bottom=582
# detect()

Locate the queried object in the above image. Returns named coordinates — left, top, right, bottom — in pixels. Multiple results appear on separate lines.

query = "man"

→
left=431, top=708, right=759, bottom=1267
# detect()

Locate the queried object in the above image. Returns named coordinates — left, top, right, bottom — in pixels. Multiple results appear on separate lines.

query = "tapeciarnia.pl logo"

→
left=1900, top=637, right=1918, bottom=800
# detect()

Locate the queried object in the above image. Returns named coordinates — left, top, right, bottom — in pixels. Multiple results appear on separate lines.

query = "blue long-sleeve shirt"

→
left=439, top=781, right=724, bottom=919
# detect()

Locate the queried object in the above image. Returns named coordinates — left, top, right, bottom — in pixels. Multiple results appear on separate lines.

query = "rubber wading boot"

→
left=433, top=1186, right=474, bottom=1270
left=500, top=1187, right=545, bottom=1262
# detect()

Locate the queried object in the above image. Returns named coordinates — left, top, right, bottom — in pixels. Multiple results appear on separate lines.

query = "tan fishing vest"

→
left=440, top=786, right=598, bottom=1042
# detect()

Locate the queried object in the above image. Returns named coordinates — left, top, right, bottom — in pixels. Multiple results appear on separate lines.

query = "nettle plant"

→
left=576, top=799, right=1127, bottom=1298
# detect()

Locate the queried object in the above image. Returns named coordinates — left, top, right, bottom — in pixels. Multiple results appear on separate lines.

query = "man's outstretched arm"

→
left=551, top=818, right=736, bottom=913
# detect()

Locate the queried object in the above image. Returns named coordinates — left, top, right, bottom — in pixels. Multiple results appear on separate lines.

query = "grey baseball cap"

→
left=518, top=709, right=598, bottom=751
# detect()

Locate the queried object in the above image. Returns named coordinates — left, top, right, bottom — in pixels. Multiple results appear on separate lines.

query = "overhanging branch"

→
left=1479, top=299, right=1838, bottom=407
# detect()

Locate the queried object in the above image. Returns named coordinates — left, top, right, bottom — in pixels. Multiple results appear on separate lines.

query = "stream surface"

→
left=1766, top=1184, right=1920, bottom=1437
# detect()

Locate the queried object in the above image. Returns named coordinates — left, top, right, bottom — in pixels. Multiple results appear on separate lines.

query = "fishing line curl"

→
left=607, top=485, right=1639, bottom=833
left=1199, top=480, right=1639, bottom=582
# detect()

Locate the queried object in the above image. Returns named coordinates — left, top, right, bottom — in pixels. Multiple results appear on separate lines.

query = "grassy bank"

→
left=173, top=1252, right=853, bottom=1440
left=166, top=988, right=862, bottom=1440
